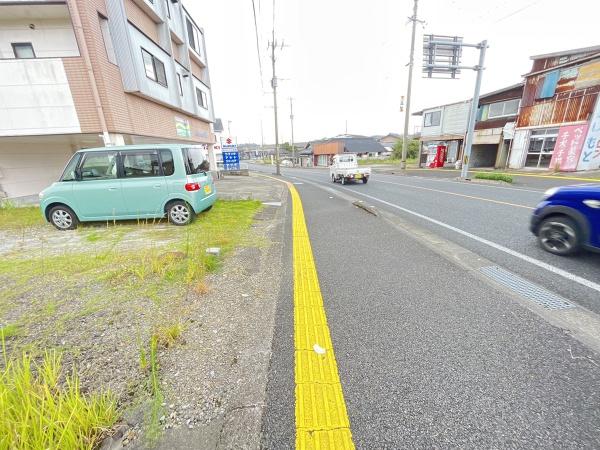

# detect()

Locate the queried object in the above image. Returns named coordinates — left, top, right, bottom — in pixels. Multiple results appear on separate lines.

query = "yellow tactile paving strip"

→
left=289, top=184, right=355, bottom=450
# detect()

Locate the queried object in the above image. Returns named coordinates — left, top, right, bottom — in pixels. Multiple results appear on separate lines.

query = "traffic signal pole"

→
left=460, top=41, right=487, bottom=179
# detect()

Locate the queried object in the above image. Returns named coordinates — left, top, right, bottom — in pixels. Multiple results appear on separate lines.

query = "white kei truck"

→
left=329, top=154, right=371, bottom=184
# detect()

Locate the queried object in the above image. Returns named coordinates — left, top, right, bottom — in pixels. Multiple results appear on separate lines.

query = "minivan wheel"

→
left=49, top=205, right=79, bottom=230
left=168, top=201, right=194, bottom=226
left=537, top=216, right=580, bottom=256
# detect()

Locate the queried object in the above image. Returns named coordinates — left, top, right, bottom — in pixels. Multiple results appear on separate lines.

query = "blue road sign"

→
left=222, top=151, right=240, bottom=170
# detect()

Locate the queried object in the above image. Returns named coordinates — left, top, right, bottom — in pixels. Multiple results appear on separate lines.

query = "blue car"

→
left=530, top=184, right=600, bottom=255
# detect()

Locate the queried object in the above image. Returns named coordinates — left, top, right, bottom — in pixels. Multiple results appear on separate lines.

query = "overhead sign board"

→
left=423, top=34, right=463, bottom=79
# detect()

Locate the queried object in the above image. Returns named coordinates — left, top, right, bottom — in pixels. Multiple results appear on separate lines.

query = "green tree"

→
left=392, top=139, right=420, bottom=160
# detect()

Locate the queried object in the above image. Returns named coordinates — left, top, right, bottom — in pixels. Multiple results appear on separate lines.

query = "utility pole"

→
left=460, top=41, right=487, bottom=179
left=269, top=29, right=281, bottom=176
left=401, top=0, right=420, bottom=170
left=345, top=119, right=348, bottom=134
left=289, top=97, right=295, bottom=166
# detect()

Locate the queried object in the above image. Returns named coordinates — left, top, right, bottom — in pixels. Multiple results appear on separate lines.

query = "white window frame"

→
left=141, top=48, right=168, bottom=87
left=177, top=73, right=184, bottom=96
left=186, top=17, right=203, bottom=57
left=487, top=98, right=520, bottom=119
left=12, top=42, right=35, bottom=59
left=424, top=110, right=441, bottom=127
left=196, top=87, right=207, bottom=109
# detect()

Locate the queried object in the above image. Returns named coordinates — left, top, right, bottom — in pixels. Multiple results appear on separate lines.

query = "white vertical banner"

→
left=577, top=97, right=600, bottom=171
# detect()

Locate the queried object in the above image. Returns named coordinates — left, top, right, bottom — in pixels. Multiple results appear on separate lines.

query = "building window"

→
left=486, top=99, right=520, bottom=119
left=196, top=88, right=207, bottom=109
left=99, top=16, right=117, bottom=65
left=165, top=0, right=171, bottom=18
left=177, top=73, right=184, bottom=96
left=186, top=18, right=202, bottom=56
left=424, top=111, right=441, bottom=127
left=12, top=43, right=35, bottom=59
left=141, top=48, right=168, bottom=87
left=525, top=128, right=558, bottom=169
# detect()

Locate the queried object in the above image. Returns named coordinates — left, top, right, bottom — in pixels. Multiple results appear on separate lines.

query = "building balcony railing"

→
left=517, top=86, right=599, bottom=128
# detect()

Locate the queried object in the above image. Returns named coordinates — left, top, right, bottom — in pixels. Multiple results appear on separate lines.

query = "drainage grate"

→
left=479, top=266, right=575, bottom=310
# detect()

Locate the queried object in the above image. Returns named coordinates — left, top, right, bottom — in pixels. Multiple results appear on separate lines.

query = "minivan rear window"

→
left=183, top=147, right=209, bottom=174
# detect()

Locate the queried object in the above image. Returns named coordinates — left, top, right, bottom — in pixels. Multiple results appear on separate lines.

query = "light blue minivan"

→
left=39, top=145, right=216, bottom=230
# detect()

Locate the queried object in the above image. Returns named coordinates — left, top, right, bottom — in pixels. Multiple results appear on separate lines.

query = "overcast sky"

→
left=185, top=0, right=598, bottom=144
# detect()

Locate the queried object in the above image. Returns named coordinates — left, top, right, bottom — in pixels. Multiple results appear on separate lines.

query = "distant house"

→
left=413, top=100, right=471, bottom=166
left=413, top=83, right=525, bottom=168
left=473, top=83, right=524, bottom=168
left=377, top=133, right=403, bottom=152
left=308, top=135, right=387, bottom=167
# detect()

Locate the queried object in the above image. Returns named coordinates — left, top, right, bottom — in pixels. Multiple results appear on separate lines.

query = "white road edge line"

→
left=331, top=185, right=600, bottom=294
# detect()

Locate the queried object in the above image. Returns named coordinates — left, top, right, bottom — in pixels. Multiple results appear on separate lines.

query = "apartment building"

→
left=0, top=0, right=215, bottom=199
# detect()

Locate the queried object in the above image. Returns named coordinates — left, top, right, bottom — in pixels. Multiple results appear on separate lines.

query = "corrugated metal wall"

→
left=442, top=101, right=471, bottom=136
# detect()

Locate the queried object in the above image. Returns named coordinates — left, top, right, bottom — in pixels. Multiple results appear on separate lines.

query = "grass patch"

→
left=0, top=199, right=262, bottom=446
left=0, top=324, right=20, bottom=339
left=474, top=172, right=513, bottom=183
left=0, top=203, right=44, bottom=230
left=152, top=322, right=184, bottom=349
left=139, top=335, right=163, bottom=443
left=0, top=347, right=118, bottom=450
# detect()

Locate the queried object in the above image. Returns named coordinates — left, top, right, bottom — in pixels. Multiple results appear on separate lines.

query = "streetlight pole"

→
left=270, top=29, right=281, bottom=176
left=289, top=97, right=295, bottom=166
left=401, top=0, right=419, bottom=170
left=460, top=40, right=487, bottom=179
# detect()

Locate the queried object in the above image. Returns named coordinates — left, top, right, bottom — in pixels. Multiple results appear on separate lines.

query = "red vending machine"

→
left=428, top=145, right=447, bottom=168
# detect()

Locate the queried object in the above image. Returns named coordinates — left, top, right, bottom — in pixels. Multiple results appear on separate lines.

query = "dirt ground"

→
left=0, top=174, right=287, bottom=449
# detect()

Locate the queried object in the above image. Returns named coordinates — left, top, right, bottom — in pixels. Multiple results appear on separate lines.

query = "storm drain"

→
left=479, top=266, right=575, bottom=310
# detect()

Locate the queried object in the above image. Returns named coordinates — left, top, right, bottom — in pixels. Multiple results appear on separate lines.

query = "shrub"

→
left=474, top=172, right=513, bottom=183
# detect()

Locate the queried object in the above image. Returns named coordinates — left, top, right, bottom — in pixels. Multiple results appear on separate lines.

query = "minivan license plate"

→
left=204, top=185, right=212, bottom=194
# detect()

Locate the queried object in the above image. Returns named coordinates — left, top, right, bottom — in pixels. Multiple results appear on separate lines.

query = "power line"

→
left=494, top=0, right=542, bottom=23
left=251, top=0, right=263, bottom=88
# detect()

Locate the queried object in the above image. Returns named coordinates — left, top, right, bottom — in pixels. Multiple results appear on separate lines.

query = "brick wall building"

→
left=0, top=0, right=216, bottom=199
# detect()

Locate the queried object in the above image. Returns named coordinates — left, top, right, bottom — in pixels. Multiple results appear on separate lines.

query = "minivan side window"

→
left=122, top=151, right=161, bottom=178
left=80, top=152, right=118, bottom=180
left=60, top=153, right=82, bottom=181
left=183, top=147, right=209, bottom=174
left=160, top=149, right=175, bottom=176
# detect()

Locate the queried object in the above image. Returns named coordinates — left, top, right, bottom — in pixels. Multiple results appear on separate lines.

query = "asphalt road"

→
left=260, top=171, right=600, bottom=448
left=251, top=164, right=600, bottom=315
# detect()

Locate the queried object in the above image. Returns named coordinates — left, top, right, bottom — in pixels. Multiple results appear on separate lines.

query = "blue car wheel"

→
left=537, top=216, right=580, bottom=256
